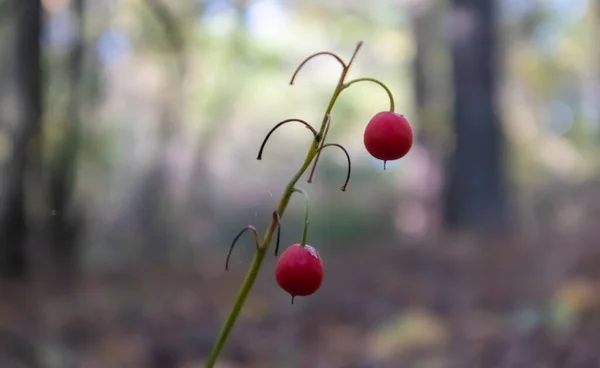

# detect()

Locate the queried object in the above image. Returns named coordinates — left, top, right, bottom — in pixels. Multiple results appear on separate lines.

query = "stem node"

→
left=307, top=114, right=332, bottom=183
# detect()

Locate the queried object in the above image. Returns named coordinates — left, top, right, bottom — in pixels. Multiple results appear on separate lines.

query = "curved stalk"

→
left=291, top=188, right=310, bottom=247
left=257, top=119, right=318, bottom=160
left=342, top=77, right=395, bottom=112
left=225, top=225, right=260, bottom=270
left=314, top=143, right=352, bottom=191
left=290, top=52, right=346, bottom=85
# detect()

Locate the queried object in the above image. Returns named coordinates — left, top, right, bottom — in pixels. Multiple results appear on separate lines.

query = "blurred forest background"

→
left=1, top=0, right=600, bottom=367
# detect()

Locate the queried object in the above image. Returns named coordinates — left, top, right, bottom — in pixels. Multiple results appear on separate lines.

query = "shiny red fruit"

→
left=275, top=243, right=323, bottom=302
left=364, top=111, right=413, bottom=169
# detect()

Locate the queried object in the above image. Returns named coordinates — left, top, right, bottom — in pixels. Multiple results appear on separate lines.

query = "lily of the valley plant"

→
left=206, top=41, right=413, bottom=367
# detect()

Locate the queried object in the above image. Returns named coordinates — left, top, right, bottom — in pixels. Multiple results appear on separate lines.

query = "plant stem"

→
left=306, top=44, right=361, bottom=181
left=204, top=142, right=319, bottom=367
left=206, top=249, right=266, bottom=365
left=205, top=44, right=360, bottom=367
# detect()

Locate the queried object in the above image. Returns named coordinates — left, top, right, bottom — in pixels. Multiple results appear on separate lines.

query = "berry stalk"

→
left=343, top=77, right=395, bottom=112
left=204, top=42, right=364, bottom=368
left=291, top=187, right=310, bottom=247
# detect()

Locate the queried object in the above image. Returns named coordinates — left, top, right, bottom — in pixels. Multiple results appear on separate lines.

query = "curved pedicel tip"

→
left=273, top=211, right=281, bottom=256
left=257, top=119, right=318, bottom=160
left=290, top=51, right=347, bottom=85
left=225, top=225, right=260, bottom=270
left=315, top=143, right=352, bottom=191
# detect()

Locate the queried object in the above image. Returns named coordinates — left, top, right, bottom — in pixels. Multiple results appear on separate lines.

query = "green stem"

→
left=292, top=188, right=310, bottom=247
left=205, top=43, right=362, bottom=368
left=343, top=77, right=395, bottom=112
left=205, top=249, right=266, bottom=365
left=306, top=85, right=346, bottom=183
left=204, top=145, right=317, bottom=367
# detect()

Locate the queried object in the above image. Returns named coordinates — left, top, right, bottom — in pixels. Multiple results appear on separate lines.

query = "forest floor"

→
left=1, top=234, right=600, bottom=368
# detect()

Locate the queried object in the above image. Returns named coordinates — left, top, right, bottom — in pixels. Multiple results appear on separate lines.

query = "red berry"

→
left=363, top=111, right=413, bottom=169
left=275, top=243, right=323, bottom=302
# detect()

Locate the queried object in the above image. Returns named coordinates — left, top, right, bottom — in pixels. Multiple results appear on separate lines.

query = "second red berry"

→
left=275, top=243, right=323, bottom=302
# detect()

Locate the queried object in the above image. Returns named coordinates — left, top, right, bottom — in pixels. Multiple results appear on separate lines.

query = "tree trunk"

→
left=0, top=0, right=43, bottom=278
left=411, top=1, right=431, bottom=140
left=48, top=0, right=85, bottom=284
left=443, top=0, right=509, bottom=231
left=594, top=0, right=600, bottom=142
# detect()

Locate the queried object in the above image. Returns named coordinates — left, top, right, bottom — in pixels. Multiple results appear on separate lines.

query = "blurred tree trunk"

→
left=412, top=4, right=428, bottom=143
left=403, top=0, right=447, bottom=236
left=187, top=0, right=250, bottom=236
left=443, top=0, right=509, bottom=231
left=0, top=0, right=43, bottom=278
left=595, top=0, right=600, bottom=140
left=411, top=0, right=438, bottom=148
left=47, top=0, right=85, bottom=284
left=134, top=0, right=187, bottom=263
